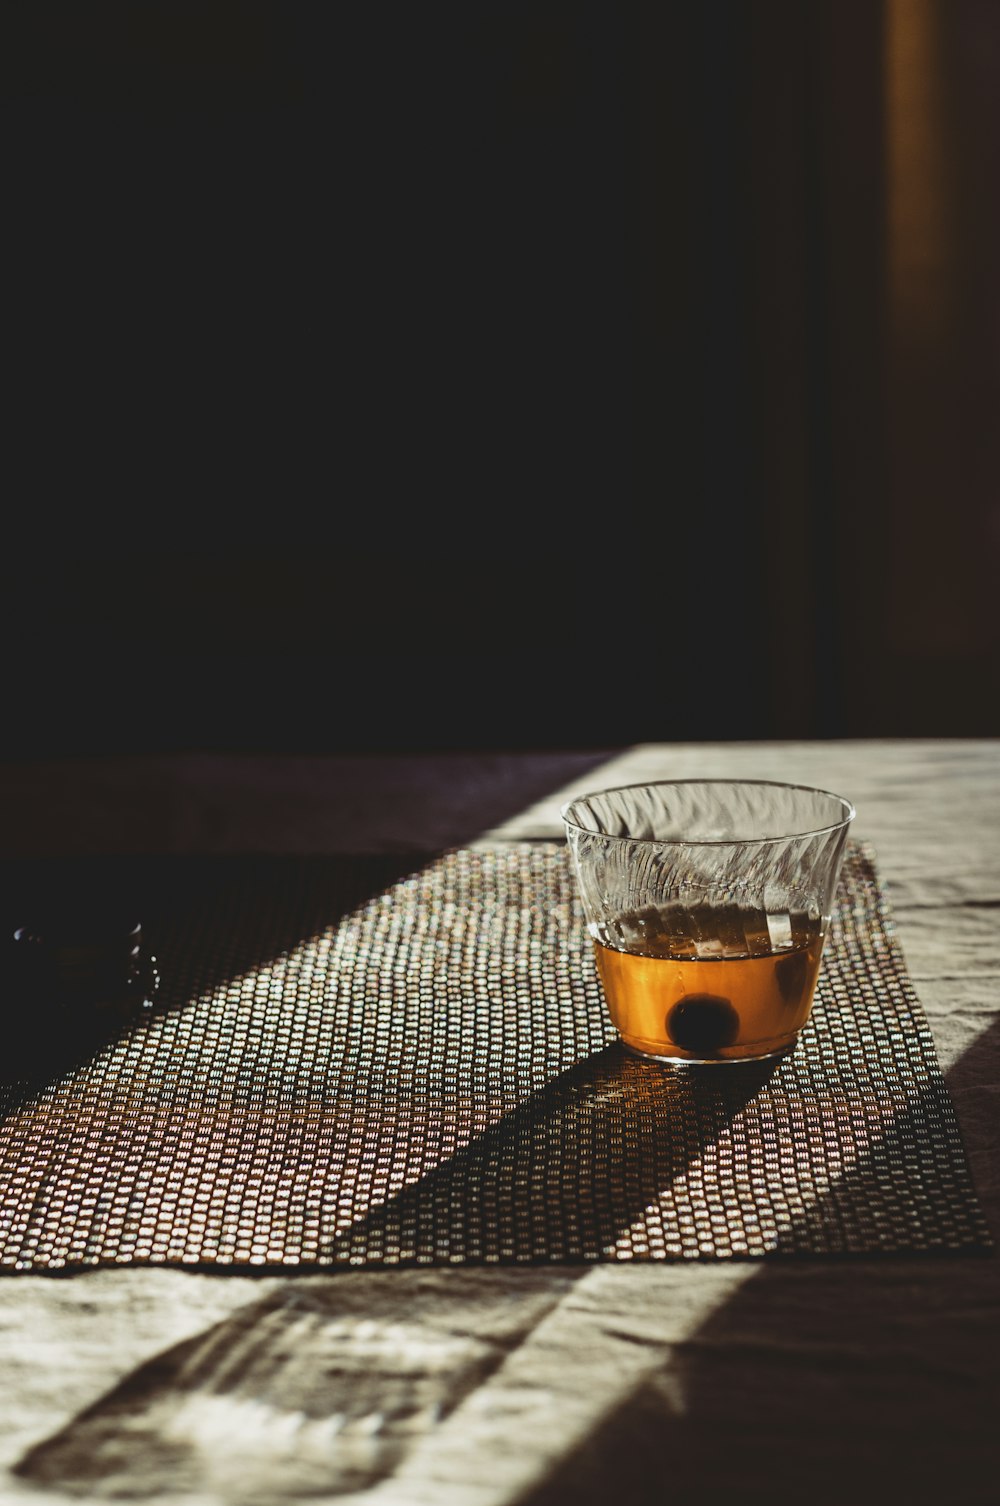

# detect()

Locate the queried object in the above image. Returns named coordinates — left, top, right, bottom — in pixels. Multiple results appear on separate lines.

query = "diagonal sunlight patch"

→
left=0, top=835, right=988, bottom=1272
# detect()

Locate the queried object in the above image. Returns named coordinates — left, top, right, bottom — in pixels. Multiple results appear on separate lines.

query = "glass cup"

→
left=561, top=779, right=855, bottom=1065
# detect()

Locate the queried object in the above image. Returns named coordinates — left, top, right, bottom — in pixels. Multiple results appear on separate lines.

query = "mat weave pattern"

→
left=0, top=842, right=990, bottom=1270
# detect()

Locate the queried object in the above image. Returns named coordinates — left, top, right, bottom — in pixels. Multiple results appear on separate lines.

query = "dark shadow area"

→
left=0, top=853, right=417, bottom=1114
left=516, top=1019, right=1000, bottom=1506
left=0, top=748, right=616, bottom=1108
left=4, top=3, right=997, bottom=753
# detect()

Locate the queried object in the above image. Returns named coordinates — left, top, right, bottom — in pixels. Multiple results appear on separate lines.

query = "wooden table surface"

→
left=0, top=739, right=997, bottom=1506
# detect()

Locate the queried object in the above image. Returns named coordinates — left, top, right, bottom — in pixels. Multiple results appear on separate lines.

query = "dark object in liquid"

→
left=775, top=949, right=809, bottom=1003
left=666, top=993, right=740, bottom=1054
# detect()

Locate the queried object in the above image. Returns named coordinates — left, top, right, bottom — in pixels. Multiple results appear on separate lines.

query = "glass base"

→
left=620, top=1037, right=798, bottom=1067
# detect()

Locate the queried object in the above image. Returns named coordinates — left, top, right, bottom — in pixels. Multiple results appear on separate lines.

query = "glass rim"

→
left=560, top=777, right=856, bottom=848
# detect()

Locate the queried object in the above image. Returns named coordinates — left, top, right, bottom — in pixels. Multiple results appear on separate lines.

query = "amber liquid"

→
left=593, top=904, right=825, bottom=1063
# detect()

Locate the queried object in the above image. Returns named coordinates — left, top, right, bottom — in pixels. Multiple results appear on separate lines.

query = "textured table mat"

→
left=0, top=841, right=991, bottom=1270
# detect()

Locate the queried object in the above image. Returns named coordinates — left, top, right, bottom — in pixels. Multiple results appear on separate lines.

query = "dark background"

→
left=3, top=1, right=998, bottom=756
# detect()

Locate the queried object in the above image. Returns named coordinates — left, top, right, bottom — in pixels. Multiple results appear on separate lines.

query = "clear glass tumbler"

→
left=561, top=779, right=855, bottom=1065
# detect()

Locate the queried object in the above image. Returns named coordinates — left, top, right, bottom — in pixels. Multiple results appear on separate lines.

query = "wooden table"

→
left=0, top=740, right=997, bottom=1506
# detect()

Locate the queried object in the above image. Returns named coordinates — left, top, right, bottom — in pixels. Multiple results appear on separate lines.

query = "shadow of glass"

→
left=516, top=1018, right=1000, bottom=1506
left=326, top=1042, right=779, bottom=1264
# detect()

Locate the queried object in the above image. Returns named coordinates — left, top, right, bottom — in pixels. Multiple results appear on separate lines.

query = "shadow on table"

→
left=516, top=1016, right=1000, bottom=1506
left=14, top=1014, right=998, bottom=1505
left=325, top=1043, right=780, bottom=1265
left=13, top=1044, right=778, bottom=1500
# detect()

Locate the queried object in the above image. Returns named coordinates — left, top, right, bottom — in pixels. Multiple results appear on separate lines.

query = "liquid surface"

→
left=592, top=903, right=825, bottom=1062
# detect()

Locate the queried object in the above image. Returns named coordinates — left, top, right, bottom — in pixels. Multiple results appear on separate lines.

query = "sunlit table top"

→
left=0, top=739, right=997, bottom=1506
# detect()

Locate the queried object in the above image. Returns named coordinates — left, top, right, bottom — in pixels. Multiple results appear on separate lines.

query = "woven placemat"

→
left=0, top=841, right=991, bottom=1270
